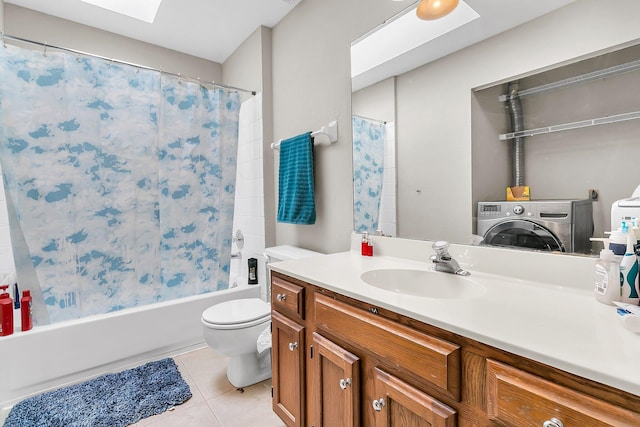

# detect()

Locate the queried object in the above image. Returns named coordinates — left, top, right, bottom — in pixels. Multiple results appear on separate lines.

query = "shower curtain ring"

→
left=43, top=42, right=47, bottom=57
left=1, top=32, right=6, bottom=49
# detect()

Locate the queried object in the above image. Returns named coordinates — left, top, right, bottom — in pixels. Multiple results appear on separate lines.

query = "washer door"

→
left=481, top=219, right=565, bottom=252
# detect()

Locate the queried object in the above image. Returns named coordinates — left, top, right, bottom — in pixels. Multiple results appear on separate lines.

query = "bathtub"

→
left=0, top=281, right=261, bottom=408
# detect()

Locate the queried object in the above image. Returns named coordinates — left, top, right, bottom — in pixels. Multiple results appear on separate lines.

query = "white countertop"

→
left=269, top=248, right=640, bottom=398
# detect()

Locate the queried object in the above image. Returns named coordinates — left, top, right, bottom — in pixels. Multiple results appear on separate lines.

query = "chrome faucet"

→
left=429, top=241, right=470, bottom=276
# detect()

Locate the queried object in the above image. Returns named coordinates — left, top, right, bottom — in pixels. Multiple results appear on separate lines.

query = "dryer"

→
left=477, top=200, right=593, bottom=254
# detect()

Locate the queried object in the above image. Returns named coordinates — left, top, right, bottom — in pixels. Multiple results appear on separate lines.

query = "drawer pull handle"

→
left=542, top=418, right=564, bottom=427
left=276, top=293, right=287, bottom=302
left=372, top=397, right=385, bottom=412
left=339, top=378, right=352, bottom=390
left=288, top=342, right=298, bottom=351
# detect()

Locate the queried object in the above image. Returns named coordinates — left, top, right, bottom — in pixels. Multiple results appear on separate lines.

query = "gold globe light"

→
left=416, top=0, right=460, bottom=20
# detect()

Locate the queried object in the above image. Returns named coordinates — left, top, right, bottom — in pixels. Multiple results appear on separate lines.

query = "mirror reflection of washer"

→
left=477, top=200, right=593, bottom=253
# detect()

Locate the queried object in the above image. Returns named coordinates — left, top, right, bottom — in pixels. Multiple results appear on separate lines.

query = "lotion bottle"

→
left=619, top=222, right=640, bottom=304
left=594, top=248, right=620, bottom=305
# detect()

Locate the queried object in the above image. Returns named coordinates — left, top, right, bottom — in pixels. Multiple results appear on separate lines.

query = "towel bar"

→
left=271, top=120, right=338, bottom=149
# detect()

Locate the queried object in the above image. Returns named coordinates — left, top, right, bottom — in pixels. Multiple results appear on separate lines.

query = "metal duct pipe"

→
left=507, top=81, right=525, bottom=187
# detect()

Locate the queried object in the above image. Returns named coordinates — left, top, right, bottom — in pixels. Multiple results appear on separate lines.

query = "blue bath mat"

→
left=3, top=358, right=191, bottom=427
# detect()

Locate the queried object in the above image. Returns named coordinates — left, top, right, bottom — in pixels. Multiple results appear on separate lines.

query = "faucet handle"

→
left=432, top=240, right=450, bottom=254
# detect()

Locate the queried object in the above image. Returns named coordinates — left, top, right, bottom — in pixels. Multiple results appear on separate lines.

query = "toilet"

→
left=201, top=245, right=322, bottom=388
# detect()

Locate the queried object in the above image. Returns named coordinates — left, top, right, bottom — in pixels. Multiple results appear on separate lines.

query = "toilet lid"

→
left=202, top=298, right=270, bottom=326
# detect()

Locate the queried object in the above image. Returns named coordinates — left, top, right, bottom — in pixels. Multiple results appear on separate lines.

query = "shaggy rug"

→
left=3, top=358, right=192, bottom=427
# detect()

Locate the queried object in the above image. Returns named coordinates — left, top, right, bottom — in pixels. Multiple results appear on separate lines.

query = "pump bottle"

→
left=594, top=248, right=620, bottom=305
left=0, top=285, right=14, bottom=336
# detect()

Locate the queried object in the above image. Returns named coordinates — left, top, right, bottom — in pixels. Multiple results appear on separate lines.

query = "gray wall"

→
left=352, top=77, right=396, bottom=125
left=5, top=4, right=222, bottom=82
left=0, top=1, right=4, bottom=33
left=271, top=0, right=405, bottom=254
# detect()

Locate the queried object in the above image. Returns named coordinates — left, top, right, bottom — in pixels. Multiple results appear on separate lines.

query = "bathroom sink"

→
left=360, top=268, right=486, bottom=299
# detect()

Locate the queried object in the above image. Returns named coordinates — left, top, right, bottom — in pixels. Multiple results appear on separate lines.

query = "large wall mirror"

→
left=351, top=0, right=640, bottom=256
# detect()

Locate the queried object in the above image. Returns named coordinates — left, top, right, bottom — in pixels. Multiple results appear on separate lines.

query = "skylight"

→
left=79, top=0, right=163, bottom=23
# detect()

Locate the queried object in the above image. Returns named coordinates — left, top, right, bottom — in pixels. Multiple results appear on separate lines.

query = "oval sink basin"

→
left=360, top=268, right=486, bottom=299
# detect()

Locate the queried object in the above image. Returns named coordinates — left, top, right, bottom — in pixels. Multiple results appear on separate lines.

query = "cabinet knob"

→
left=288, top=341, right=298, bottom=351
left=276, top=293, right=286, bottom=302
left=339, top=378, right=352, bottom=390
left=372, top=397, right=386, bottom=412
left=542, top=418, right=564, bottom=427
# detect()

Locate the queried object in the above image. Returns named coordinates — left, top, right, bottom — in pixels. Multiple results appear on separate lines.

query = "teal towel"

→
left=277, top=132, right=316, bottom=224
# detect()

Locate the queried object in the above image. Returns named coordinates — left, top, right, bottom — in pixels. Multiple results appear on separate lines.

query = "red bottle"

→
left=361, top=232, right=369, bottom=256
left=21, top=290, right=33, bottom=331
left=0, top=285, right=14, bottom=336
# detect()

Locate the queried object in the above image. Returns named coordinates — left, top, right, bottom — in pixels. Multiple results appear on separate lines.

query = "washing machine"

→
left=476, top=200, right=593, bottom=254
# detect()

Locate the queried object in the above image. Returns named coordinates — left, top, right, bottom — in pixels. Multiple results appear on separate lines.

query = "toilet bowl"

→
left=201, top=298, right=271, bottom=388
left=202, top=245, right=323, bottom=388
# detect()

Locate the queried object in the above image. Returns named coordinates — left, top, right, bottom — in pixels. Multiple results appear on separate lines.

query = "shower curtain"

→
left=352, top=116, right=386, bottom=234
left=0, top=44, right=240, bottom=323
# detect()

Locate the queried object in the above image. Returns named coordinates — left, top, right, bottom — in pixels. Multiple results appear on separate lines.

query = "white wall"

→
left=233, top=94, right=268, bottom=298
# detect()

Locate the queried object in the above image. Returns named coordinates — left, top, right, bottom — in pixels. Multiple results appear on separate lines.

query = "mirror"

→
left=351, top=0, right=640, bottom=256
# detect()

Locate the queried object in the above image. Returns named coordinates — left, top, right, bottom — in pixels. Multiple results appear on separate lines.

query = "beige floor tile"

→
left=177, top=347, right=236, bottom=400
left=142, top=401, right=222, bottom=427
left=207, top=382, right=285, bottom=427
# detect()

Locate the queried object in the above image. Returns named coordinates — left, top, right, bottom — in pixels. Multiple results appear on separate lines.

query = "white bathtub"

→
left=0, top=282, right=261, bottom=408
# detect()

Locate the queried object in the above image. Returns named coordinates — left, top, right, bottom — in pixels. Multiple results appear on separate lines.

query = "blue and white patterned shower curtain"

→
left=0, top=44, right=240, bottom=323
left=352, top=116, right=386, bottom=234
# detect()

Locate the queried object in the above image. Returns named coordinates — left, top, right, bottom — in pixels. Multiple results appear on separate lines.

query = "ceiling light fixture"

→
left=416, top=0, right=459, bottom=20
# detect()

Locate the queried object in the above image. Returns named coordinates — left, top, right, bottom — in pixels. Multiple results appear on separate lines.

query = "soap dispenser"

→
left=0, top=285, right=14, bottom=336
left=594, top=248, right=620, bottom=305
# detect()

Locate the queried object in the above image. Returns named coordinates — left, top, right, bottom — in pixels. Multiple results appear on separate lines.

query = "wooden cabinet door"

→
left=486, top=359, right=640, bottom=427
left=310, top=332, right=361, bottom=427
left=272, top=311, right=306, bottom=427
left=371, top=367, right=457, bottom=427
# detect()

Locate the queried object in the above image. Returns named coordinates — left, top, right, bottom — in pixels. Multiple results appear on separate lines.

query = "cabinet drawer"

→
left=314, top=293, right=461, bottom=400
left=271, top=276, right=305, bottom=321
left=486, top=359, right=640, bottom=427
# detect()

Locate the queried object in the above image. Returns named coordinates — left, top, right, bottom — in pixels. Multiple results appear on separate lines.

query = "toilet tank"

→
left=264, top=245, right=323, bottom=291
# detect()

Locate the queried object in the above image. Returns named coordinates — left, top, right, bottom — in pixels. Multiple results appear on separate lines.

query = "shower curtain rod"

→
left=0, top=32, right=257, bottom=96
left=353, top=114, right=387, bottom=124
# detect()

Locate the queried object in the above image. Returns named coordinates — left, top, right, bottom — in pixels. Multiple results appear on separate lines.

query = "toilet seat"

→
left=202, top=298, right=270, bottom=330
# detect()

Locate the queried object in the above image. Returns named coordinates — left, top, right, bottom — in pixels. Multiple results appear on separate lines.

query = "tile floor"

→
left=1, top=346, right=286, bottom=427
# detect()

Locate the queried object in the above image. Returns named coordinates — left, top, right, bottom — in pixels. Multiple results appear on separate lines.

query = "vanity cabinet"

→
left=270, top=271, right=640, bottom=427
